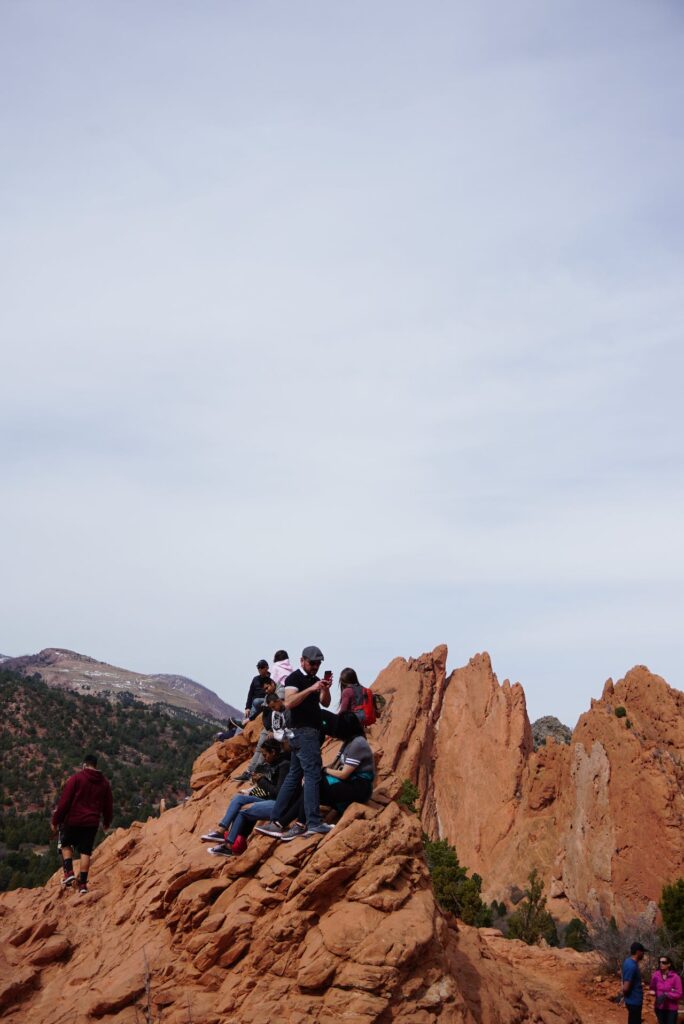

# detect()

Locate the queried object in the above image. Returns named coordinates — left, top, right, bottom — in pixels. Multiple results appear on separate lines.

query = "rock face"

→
left=370, top=649, right=684, bottom=925
left=2, top=647, right=239, bottom=721
left=1, top=644, right=681, bottom=1022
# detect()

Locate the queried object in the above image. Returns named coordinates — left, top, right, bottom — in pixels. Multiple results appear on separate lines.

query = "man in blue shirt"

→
left=622, top=941, right=647, bottom=1024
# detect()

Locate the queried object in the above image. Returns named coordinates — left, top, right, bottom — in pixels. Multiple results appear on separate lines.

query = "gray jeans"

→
left=247, top=728, right=269, bottom=773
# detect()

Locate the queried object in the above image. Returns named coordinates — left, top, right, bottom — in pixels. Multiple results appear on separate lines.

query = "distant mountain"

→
left=531, top=715, right=572, bottom=750
left=0, top=654, right=10, bottom=663
left=2, top=648, right=239, bottom=722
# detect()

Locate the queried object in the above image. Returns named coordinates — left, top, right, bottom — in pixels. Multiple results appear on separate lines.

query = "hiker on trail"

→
left=233, top=680, right=290, bottom=782
left=258, top=712, right=375, bottom=841
left=241, top=659, right=272, bottom=724
left=649, top=954, right=682, bottom=1024
left=257, top=645, right=333, bottom=839
left=622, top=941, right=647, bottom=1024
left=204, top=739, right=293, bottom=856
left=51, top=754, right=113, bottom=895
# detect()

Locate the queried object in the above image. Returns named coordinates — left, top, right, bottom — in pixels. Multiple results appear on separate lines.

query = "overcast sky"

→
left=2, top=1, right=683, bottom=725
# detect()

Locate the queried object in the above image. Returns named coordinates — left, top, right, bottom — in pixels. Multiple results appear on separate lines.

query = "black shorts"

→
left=60, top=825, right=98, bottom=855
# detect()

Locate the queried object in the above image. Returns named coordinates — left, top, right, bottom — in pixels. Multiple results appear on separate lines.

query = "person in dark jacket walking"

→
left=51, top=754, right=113, bottom=894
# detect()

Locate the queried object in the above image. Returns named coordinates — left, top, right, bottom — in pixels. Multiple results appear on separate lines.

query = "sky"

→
left=1, top=1, right=683, bottom=726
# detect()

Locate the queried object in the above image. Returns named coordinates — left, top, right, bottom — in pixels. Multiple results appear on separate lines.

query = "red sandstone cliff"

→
left=370, top=648, right=684, bottom=925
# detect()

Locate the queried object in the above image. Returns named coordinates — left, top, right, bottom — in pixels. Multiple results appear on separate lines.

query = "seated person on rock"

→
left=201, top=738, right=286, bottom=845
left=256, top=712, right=375, bottom=842
left=233, top=686, right=292, bottom=782
left=206, top=739, right=295, bottom=857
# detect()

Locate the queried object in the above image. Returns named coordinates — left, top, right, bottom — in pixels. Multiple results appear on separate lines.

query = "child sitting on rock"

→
left=201, top=739, right=287, bottom=846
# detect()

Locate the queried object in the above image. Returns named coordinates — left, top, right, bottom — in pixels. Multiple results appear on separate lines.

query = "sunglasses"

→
left=659, top=960, right=670, bottom=965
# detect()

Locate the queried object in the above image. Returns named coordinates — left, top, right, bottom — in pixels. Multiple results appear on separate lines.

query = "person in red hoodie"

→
left=51, top=754, right=113, bottom=894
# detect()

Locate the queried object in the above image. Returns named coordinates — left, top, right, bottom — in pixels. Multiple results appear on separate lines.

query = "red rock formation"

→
left=2, top=644, right=680, bottom=1021
left=374, top=649, right=684, bottom=925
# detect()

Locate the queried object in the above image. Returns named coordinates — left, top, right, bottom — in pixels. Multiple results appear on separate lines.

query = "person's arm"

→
left=51, top=776, right=77, bottom=828
left=319, top=682, right=331, bottom=708
left=339, top=688, right=353, bottom=713
left=623, top=962, right=635, bottom=996
left=672, top=973, right=683, bottom=1000
left=326, top=762, right=357, bottom=781
left=284, top=682, right=321, bottom=709
left=649, top=972, right=657, bottom=995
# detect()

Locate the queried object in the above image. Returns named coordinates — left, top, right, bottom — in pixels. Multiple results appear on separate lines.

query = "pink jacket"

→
left=650, top=970, right=683, bottom=1011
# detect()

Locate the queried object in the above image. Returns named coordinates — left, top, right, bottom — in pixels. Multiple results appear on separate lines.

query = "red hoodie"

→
left=52, top=767, right=113, bottom=829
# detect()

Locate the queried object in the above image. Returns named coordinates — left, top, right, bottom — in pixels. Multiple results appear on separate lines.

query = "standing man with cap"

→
left=622, top=941, right=647, bottom=1024
left=256, top=645, right=332, bottom=840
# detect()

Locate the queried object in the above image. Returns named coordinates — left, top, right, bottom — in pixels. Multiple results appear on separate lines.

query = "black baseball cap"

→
left=256, top=659, right=269, bottom=669
left=630, top=942, right=648, bottom=954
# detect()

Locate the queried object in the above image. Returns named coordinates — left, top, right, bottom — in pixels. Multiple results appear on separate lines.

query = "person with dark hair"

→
left=649, top=954, right=682, bottom=1024
left=338, top=667, right=362, bottom=714
left=51, top=754, right=113, bottom=894
left=257, top=645, right=332, bottom=838
left=233, top=677, right=289, bottom=782
left=202, top=739, right=285, bottom=845
left=258, top=712, right=375, bottom=842
left=622, top=942, right=647, bottom=1024
left=271, top=649, right=295, bottom=689
left=240, top=660, right=271, bottom=725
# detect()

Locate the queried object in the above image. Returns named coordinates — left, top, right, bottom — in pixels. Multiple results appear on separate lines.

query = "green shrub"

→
left=506, top=870, right=558, bottom=946
left=398, top=780, right=420, bottom=814
left=423, top=838, right=492, bottom=927
left=615, top=706, right=627, bottom=718
left=564, top=917, right=591, bottom=951
left=660, top=879, right=684, bottom=945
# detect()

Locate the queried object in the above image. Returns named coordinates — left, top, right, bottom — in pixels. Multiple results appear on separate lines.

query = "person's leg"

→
left=246, top=729, right=269, bottom=774
left=296, top=728, right=323, bottom=829
left=227, top=799, right=276, bottom=843
left=60, top=844, right=75, bottom=881
left=626, top=1004, right=642, bottom=1024
left=219, top=793, right=258, bottom=829
left=270, top=746, right=303, bottom=823
left=249, top=698, right=266, bottom=720
left=319, top=776, right=372, bottom=812
left=76, top=828, right=97, bottom=890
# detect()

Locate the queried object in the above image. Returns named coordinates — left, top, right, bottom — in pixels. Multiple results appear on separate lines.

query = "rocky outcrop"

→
left=0, top=776, right=581, bottom=1023
left=1, top=644, right=681, bottom=1021
left=375, top=651, right=684, bottom=925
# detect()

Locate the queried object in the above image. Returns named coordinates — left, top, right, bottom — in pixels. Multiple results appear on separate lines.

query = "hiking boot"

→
left=231, top=835, right=247, bottom=855
left=201, top=829, right=227, bottom=843
left=254, top=821, right=285, bottom=837
left=62, top=871, right=76, bottom=887
left=208, top=844, right=233, bottom=857
left=79, top=885, right=89, bottom=895
left=304, top=823, right=335, bottom=837
left=232, top=772, right=252, bottom=782
left=279, top=822, right=307, bottom=842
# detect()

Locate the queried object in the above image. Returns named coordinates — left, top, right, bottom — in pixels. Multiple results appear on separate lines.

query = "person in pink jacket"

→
left=649, top=954, right=683, bottom=1024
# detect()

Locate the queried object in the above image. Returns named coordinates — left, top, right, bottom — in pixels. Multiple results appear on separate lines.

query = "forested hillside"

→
left=0, top=668, right=217, bottom=891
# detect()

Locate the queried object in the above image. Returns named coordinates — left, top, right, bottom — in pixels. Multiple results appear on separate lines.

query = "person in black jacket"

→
left=241, top=659, right=271, bottom=724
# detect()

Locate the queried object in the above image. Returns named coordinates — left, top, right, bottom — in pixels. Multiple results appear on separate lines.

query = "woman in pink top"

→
left=649, top=954, right=683, bottom=1024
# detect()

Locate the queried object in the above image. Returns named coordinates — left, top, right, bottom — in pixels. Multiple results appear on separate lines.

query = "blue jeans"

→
left=218, top=793, right=259, bottom=830
left=226, top=799, right=276, bottom=843
left=270, top=727, right=322, bottom=829
left=249, top=698, right=266, bottom=720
